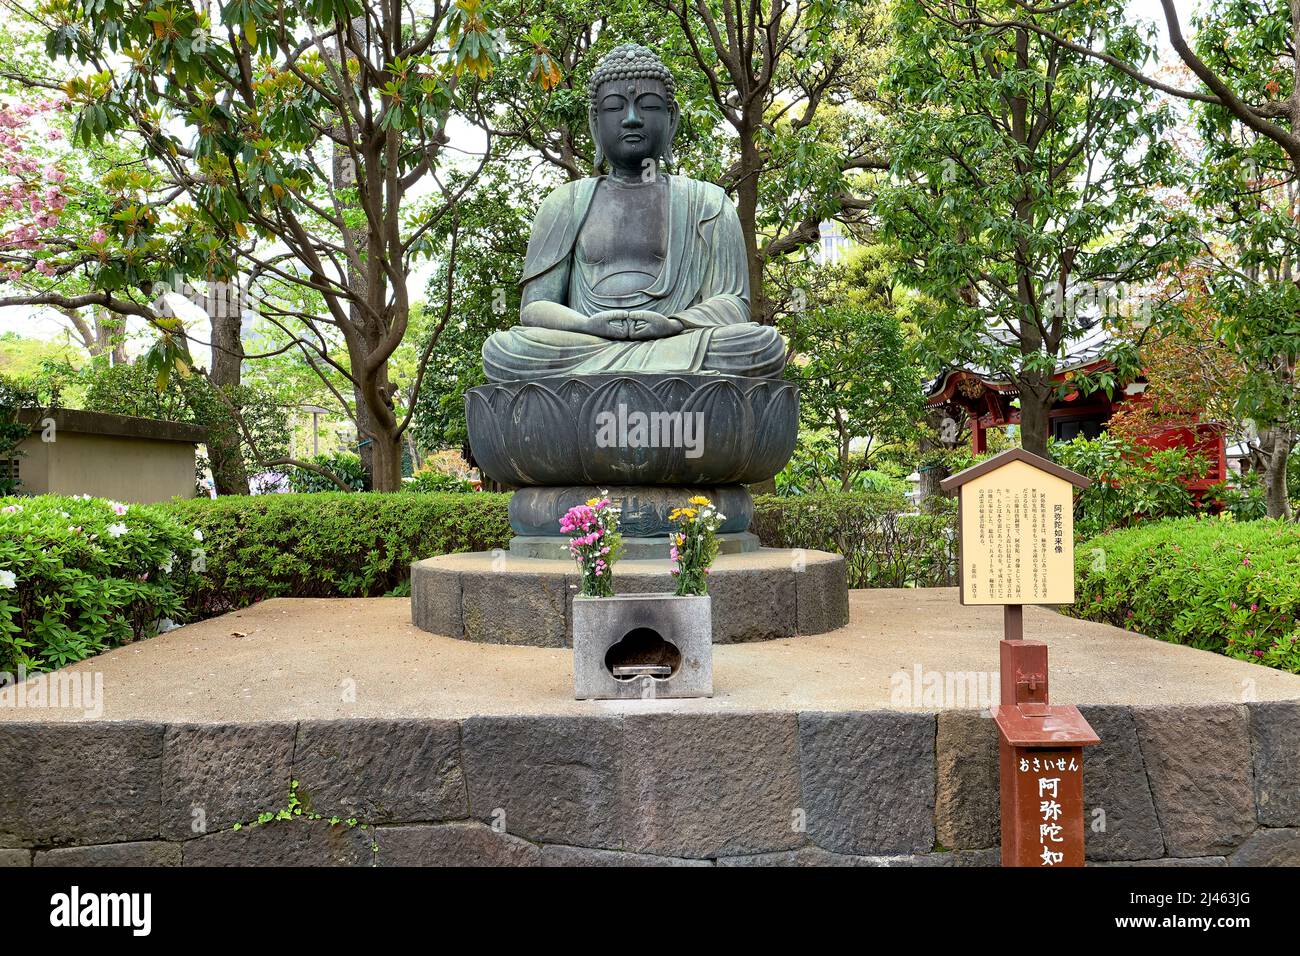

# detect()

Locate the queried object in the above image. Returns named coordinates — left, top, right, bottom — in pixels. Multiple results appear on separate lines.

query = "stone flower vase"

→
left=571, top=593, right=713, bottom=700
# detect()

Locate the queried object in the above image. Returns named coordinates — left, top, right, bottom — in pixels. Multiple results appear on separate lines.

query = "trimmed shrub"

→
left=751, top=491, right=958, bottom=588
left=164, top=492, right=512, bottom=616
left=0, top=495, right=201, bottom=673
left=161, top=489, right=958, bottom=614
left=1070, top=516, right=1300, bottom=673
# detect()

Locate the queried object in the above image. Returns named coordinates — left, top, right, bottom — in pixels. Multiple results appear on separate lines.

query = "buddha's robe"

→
left=482, top=175, right=786, bottom=382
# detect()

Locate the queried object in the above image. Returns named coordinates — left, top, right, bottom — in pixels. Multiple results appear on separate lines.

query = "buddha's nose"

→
left=622, top=105, right=643, bottom=128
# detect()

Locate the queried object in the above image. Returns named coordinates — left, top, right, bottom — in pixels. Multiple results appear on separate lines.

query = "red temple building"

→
left=926, top=338, right=1228, bottom=496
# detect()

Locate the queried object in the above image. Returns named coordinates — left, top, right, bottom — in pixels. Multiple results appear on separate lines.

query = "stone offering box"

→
left=572, top=593, right=712, bottom=700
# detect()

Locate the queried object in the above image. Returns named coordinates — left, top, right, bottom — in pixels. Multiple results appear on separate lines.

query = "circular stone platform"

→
left=410, top=548, right=848, bottom=646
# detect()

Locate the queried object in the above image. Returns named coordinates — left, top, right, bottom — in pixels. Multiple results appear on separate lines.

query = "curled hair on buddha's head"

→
left=588, top=42, right=679, bottom=171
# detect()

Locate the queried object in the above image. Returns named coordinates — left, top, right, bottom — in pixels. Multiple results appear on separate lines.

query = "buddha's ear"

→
left=662, top=103, right=679, bottom=169
left=589, top=107, right=604, bottom=171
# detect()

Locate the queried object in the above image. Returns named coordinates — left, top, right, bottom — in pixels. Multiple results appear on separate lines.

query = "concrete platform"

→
left=1, top=590, right=1296, bottom=867
left=410, top=547, right=849, bottom=646
left=3, top=589, right=1297, bottom=723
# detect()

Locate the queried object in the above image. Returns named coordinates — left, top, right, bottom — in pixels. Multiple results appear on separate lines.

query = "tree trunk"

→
left=734, top=131, right=769, bottom=324
left=1018, top=376, right=1053, bottom=458
left=206, top=306, right=250, bottom=496
left=916, top=407, right=963, bottom=501
left=1257, top=424, right=1294, bottom=519
left=369, top=421, right=403, bottom=492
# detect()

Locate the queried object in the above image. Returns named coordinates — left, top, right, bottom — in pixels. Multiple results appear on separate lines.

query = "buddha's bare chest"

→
left=576, top=183, right=668, bottom=291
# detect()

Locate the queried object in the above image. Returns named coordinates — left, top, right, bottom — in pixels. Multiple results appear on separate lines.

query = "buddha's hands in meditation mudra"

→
left=482, top=43, right=786, bottom=383
left=595, top=310, right=683, bottom=341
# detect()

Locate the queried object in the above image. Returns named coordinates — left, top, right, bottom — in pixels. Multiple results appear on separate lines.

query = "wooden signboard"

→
left=939, top=448, right=1091, bottom=606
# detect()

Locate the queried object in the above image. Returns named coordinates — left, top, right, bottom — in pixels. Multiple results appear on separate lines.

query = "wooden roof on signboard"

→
left=939, top=448, right=1092, bottom=493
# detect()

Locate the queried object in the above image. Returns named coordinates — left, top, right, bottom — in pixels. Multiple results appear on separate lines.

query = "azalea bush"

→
left=560, top=495, right=623, bottom=597
left=1070, top=516, right=1300, bottom=673
left=669, top=496, right=724, bottom=596
left=0, top=495, right=201, bottom=673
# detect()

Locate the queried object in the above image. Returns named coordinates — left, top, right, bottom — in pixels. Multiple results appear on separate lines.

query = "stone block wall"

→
left=0, top=702, right=1295, bottom=866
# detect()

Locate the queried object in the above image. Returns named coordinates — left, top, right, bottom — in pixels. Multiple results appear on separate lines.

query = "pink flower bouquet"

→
left=560, top=493, right=624, bottom=597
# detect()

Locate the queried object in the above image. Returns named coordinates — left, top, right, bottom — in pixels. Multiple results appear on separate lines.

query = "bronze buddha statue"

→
left=482, top=43, right=785, bottom=382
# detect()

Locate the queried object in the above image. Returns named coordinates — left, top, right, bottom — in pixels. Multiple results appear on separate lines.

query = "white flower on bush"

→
left=160, top=554, right=174, bottom=574
left=0, top=569, right=15, bottom=589
left=106, top=522, right=129, bottom=538
left=192, top=528, right=204, bottom=542
left=109, top=501, right=129, bottom=516
left=0, top=504, right=21, bottom=514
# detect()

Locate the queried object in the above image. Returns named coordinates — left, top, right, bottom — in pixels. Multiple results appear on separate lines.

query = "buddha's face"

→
left=593, top=78, right=676, bottom=175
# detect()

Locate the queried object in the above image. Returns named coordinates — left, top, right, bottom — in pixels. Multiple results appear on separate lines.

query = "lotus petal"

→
left=507, top=383, right=579, bottom=484
left=738, top=381, right=799, bottom=482
left=681, top=379, right=753, bottom=483
left=465, top=387, right=520, bottom=484
left=578, top=377, right=670, bottom=484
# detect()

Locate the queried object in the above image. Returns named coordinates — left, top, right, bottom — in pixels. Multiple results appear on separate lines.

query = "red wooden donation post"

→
left=940, top=449, right=1101, bottom=867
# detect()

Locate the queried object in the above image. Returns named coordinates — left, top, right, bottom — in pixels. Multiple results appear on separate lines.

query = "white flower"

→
left=0, top=504, right=20, bottom=514
left=192, top=528, right=204, bottom=542
left=109, top=501, right=129, bottom=516
left=160, top=555, right=174, bottom=574
left=0, top=570, right=15, bottom=589
left=106, top=522, right=128, bottom=538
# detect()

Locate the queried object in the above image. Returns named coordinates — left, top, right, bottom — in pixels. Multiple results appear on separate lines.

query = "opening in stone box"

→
left=605, top=627, right=682, bottom=680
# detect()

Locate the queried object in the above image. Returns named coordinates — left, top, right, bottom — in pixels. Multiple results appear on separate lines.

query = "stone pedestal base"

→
left=410, top=548, right=849, bottom=646
left=508, top=484, right=752, bottom=538
left=508, top=531, right=759, bottom=561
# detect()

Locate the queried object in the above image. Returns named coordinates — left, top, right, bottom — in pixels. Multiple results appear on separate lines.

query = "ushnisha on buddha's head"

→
left=587, top=43, right=680, bottom=177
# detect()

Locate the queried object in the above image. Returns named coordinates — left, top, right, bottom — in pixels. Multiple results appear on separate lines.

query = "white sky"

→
left=0, top=0, right=1202, bottom=354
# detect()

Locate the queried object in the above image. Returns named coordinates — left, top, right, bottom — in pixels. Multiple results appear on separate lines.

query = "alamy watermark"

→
left=594, top=402, right=705, bottom=459
left=0, top=666, right=103, bottom=718
left=890, top=664, right=999, bottom=710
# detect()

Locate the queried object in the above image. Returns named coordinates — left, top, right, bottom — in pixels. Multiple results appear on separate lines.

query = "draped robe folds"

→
left=482, top=174, right=785, bottom=382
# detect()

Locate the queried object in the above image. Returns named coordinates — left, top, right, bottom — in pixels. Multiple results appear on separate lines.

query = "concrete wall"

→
left=15, top=432, right=197, bottom=503
left=6, top=409, right=202, bottom=503
left=0, top=702, right=1296, bottom=866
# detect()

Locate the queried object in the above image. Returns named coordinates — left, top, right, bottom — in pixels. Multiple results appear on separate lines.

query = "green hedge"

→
left=752, top=491, right=958, bottom=588
left=164, top=492, right=513, bottom=617
left=2, top=490, right=959, bottom=670
left=163, top=489, right=957, bottom=612
left=1070, top=516, right=1300, bottom=673
left=0, top=495, right=201, bottom=673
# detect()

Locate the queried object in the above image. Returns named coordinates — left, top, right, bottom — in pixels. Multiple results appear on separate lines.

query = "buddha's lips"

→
left=620, top=132, right=645, bottom=143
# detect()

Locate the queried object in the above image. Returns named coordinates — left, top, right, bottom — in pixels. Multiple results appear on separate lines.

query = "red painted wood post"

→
left=939, top=449, right=1102, bottom=867
left=993, top=636, right=1099, bottom=867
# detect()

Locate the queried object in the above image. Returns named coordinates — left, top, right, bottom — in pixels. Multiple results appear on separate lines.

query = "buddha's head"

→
left=588, top=43, right=679, bottom=176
